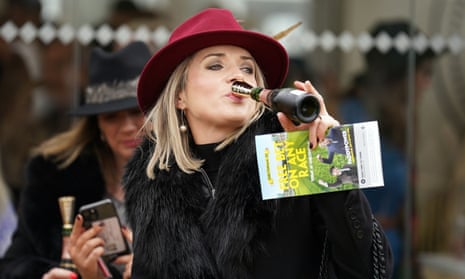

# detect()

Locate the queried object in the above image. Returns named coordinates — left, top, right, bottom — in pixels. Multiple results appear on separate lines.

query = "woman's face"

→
left=97, top=108, right=144, bottom=163
left=177, top=45, right=259, bottom=144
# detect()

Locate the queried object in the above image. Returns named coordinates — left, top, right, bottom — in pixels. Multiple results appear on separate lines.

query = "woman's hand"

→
left=112, top=226, right=133, bottom=279
left=41, top=267, right=78, bottom=279
left=69, top=214, right=106, bottom=279
left=277, top=80, right=340, bottom=149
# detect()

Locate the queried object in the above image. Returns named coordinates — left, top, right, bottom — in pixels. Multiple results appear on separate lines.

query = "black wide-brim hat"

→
left=70, top=41, right=152, bottom=116
left=137, top=8, right=289, bottom=113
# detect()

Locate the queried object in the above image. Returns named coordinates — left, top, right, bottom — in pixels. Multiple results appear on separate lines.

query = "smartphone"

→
left=79, top=199, right=131, bottom=262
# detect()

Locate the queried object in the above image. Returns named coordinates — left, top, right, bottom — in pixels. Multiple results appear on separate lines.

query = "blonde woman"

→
left=123, top=8, right=393, bottom=279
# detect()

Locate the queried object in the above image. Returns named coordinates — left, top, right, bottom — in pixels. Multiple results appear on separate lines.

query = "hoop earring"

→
left=179, top=110, right=188, bottom=133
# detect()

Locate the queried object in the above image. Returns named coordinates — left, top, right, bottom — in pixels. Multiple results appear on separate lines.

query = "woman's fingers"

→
left=309, top=114, right=340, bottom=149
left=68, top=215, right=105, bottom=278
left=121, top=226, right=133, bottom=243
left=278, top=80, right=340, bottom=149
left=69, top=214, right=84, bottom=247
left=122, top=254, right=133, bottom=279
left=276, top=112, right=299, bottom=132
left=41, top=267, right=78, bottom=279
left=294, top=80, right=328, bottom=115
left=70, top=220, right=104, bottom=259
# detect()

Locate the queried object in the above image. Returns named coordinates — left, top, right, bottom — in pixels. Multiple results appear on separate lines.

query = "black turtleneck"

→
left=192, top=142, right=223, bottom=185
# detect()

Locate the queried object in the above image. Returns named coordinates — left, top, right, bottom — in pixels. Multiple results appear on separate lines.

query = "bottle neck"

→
left=250, top=87, right=264, bottom=102
left=62, top=225, right=72, bottom=237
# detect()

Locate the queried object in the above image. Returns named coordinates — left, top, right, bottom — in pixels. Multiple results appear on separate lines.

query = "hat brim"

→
left=69, top=98, right=139, bottom=116
left=137, top=30, right=289, bottom=113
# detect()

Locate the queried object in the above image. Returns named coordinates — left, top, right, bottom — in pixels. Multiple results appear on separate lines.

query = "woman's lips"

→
left=228, top=92, right=246, bottom=103
left=124, top=138, right=142, bottom=148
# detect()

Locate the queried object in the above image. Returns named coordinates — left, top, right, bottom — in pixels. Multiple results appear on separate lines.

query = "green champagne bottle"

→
left=58, top=196, right=78, bottom=273
left=232, top=82, right=320, bottom=123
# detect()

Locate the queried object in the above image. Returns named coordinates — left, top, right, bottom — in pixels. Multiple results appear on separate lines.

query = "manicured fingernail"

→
left=309, top=142, right=313, bottom=149
left=70, top=272, right=78, bottom=279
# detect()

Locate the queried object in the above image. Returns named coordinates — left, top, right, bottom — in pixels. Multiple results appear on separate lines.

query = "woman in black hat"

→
left=123, top=8, right=393, bottom=279
left=0, top=41, right=151, bottom=279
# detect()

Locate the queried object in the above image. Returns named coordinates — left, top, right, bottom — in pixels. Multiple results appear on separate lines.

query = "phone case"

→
left=79, top=199, right=131, bottom=262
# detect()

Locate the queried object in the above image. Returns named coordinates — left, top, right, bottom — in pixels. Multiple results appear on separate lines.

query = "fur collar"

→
left=124, top=113, right=282, bottom=278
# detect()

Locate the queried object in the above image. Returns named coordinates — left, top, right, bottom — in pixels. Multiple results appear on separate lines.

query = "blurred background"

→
left=1, top=0, right=465, bottom=278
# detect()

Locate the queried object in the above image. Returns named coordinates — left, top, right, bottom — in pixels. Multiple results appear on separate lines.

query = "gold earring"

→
left=179, top=110, right=187, bottom=133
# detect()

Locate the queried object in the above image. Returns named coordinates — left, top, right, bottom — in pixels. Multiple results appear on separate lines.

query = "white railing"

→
left=1, top=21, right=463, bottom=55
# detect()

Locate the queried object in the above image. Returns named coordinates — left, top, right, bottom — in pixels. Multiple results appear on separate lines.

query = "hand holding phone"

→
left=79, top=199, right=131, bottom=263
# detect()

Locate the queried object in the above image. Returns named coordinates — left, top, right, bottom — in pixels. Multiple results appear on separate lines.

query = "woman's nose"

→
left=121, top=115, right=140, bottom=131
left=229, top=69, right=245, bottom=82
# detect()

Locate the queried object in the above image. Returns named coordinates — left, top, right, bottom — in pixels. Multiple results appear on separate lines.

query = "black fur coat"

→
left=0, top=151, right=123, bottom=279
left=124, top=113, right=393, bottom=279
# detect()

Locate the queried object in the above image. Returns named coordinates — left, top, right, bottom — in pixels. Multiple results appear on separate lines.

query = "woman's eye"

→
left=102, top=113, right=117, bottom=120
left=129, top=108, right=143, bottom=116
left=207, top=64, right=223, bottom=70
left=241, top=66, right=254, bottom=74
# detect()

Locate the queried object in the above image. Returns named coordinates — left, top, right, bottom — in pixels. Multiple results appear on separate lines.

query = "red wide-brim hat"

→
left=137, top=8, right=289, bottom=113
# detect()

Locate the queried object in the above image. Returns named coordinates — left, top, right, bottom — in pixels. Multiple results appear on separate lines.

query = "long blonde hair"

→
left=143, top=55, right=267, bottom=179
left=33, top=117, right=118, bottom=186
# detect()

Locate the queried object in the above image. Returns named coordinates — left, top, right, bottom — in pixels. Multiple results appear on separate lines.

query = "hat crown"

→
left=169, top=8, right=243, bottom=45
left=70, top=41, right=151, bottom=116
left=137, top=8, right=289, bottom=113
left=88, top=41, right=151, bottom=86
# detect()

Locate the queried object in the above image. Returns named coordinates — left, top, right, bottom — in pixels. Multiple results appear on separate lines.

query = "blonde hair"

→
left=143, top=55, right=267, bottom=179
left=33, top=117, right=118, bottom=186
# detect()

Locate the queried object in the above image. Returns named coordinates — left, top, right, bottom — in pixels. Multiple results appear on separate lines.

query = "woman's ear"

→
left=176, top=92, right=186, bottom=109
